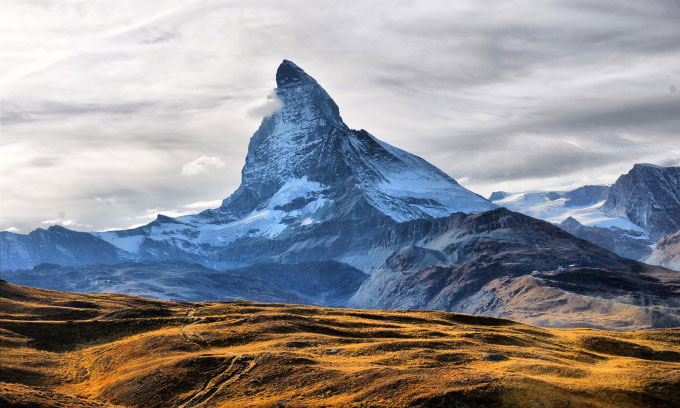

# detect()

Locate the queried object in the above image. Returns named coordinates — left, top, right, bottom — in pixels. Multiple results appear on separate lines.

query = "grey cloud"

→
left=27, top=157, right=60, bottom=168
left=541, top=97, right=680, bottom=133
left=1, top=101, right=155, bottom=125
left=459, top=146, right=640, bottom=184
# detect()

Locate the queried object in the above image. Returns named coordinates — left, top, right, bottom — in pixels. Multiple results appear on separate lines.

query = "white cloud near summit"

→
left=1, top=0, right=679, bottom=232
left=181, top=156, right=226, bottom=176
left=247, top=89, right=283, bottom=119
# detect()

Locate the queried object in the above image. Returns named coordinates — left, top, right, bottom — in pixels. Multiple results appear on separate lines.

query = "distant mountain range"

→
left=489, top=163, right=680, bottom=262
left=1, top=260, right=367, bottom=306
left=1, top=60, right=679, bottom=330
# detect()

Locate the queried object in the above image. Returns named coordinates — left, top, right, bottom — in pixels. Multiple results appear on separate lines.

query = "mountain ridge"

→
left=487, top=164, right=680, bottom=261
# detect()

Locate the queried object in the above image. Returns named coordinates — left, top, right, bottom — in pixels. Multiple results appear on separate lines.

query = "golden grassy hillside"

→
left=1, top=280, right=679, bottom=408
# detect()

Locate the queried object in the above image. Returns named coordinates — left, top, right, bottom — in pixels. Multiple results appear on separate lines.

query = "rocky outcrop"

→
left=646, top=230, right=680, bottom=271
left=602, top=163, right=680, bottom=241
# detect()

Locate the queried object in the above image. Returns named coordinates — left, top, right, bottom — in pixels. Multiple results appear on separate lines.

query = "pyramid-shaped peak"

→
left=276, top=59, right=317, bottom=88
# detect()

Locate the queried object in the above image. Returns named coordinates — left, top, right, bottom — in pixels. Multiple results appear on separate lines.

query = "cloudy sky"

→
left=1, top=0, right=679, bottom=233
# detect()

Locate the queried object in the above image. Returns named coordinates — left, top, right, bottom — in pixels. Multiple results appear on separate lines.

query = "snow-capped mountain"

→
left=488, top=164, right=680, bottom=260
left=3, top=61, right=680, bottom=330
left=488, top=185, right=654, bottom=260
left=489, top=185, right=640, bottom=231
left=1, top=60, right=495, bottom=271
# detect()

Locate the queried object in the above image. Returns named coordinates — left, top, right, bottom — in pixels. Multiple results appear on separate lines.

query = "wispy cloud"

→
left=0, top=0, right=204, bottom=90
left=181, top=156, right=226, bottom=176
left=182, top=199, right=222, bottom=209
left=41, top=218, right=92, bottom=229
left=247, top=89, right=283, bottom=119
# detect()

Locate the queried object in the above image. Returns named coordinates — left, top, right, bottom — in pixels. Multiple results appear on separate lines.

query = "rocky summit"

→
left=602, top=163, right=680, bottom=241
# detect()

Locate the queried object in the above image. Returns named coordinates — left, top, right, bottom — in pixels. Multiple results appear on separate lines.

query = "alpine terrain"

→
left=489, top=164, right=680, bottom=261
left=1, top=60, right=679, bottom=331
left=0, top=60, right=496, bottom=273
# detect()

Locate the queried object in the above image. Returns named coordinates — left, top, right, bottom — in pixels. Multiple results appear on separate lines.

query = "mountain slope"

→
left=0, top=261, right=311, bottom=304
left=603, top=163, right=680, bottom=241
left=223, top=261, right=368, bottom=306
left=647, top=230, right=680, bottom=271
left=558, top=217, right=654, bottom=261
left=349, top=208, right=680, bottom=330
left=2, top=281, right=680, bottom=408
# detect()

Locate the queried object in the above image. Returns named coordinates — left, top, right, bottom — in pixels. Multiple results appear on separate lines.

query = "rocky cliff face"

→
left=646, top=230, right=680, bottom=271
left=602, top=164, right=680, bottom=241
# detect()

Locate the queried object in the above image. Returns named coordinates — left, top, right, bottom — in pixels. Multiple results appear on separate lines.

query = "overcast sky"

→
left=1, top=0, right=679, bottom=233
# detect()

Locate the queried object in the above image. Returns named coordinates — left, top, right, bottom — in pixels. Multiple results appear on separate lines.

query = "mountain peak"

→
left=217, top=60, right=496, bottom=221
left=276, top=59, right=316, bottom=88
left=632, top=163, right=665, bottom=171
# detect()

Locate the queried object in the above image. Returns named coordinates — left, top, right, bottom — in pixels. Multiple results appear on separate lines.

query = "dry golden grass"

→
left=1, top=280, right=679, bottom=407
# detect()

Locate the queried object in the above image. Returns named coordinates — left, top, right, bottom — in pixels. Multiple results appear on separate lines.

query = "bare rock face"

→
left=602, top=163, right=680, bottom=241
left=647, top=230, right=680, bottom=271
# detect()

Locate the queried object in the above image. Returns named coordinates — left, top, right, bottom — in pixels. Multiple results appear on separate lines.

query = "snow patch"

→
left=493, top=193, right=649, bottom=237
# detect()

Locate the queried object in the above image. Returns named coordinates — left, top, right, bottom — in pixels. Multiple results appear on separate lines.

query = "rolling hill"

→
left=2, top=280, right=679, bottom=408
